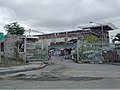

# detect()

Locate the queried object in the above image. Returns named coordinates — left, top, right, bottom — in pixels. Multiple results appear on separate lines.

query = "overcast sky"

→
left=0, top=0, right=120, bottom=37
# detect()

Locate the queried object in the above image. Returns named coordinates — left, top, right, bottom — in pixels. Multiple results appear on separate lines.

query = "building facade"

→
left=37, top=23, right=118, bottom=46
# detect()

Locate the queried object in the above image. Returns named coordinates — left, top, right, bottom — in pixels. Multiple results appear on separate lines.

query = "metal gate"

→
left=26, top=43, right=48, bottom=62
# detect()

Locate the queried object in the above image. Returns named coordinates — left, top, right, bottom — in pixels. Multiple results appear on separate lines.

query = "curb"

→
left=0, top=64, right=47, bottom=75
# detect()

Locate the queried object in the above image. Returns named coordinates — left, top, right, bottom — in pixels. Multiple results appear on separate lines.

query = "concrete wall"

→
left=4, top=35, right=26, bottom=62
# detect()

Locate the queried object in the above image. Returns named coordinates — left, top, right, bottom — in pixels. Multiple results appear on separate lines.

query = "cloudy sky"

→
left=0, top=0, right=120, bottom=37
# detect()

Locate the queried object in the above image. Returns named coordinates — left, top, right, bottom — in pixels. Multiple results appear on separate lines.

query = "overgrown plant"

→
left=14, top=41, right=24, bottom=62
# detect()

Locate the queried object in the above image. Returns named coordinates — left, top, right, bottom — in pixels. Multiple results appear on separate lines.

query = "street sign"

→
left=0, top=32, right=4, bottom=41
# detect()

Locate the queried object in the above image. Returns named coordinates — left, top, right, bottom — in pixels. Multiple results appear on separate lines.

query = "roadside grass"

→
left=0, top=55, right=26, bottom=67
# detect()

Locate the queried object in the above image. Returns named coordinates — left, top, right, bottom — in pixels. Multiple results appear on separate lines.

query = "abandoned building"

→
left=36, top=23, right=118, bottom=46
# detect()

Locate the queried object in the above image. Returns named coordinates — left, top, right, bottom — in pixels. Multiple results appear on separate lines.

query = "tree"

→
left=84, top=35, right=98, bottom=50
left=112, top=33, right=120, bottom=43
left=85, top=35, right=97, bottom=43
left=4, top=22, right=25, bottom=35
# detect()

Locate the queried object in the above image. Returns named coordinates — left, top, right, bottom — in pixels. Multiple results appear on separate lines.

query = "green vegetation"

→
left=75, top=35, right=98, bottom=62
left=14, top=41, right=24, bottom=62
left=0, top=54, right=26, bottom=67
left=85, top=35, right=97, bottom=43
left=4, top=22, right=25, bottom=35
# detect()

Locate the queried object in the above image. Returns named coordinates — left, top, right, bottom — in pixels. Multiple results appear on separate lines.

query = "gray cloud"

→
left=0, top=0, right=120, bottom=34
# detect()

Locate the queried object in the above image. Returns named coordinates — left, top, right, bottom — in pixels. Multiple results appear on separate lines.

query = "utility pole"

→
left=64, top=32, right=68, bottom=49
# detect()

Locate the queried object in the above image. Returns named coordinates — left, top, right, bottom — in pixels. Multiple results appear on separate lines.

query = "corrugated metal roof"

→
left=78, top=23, right=118, bottom=31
